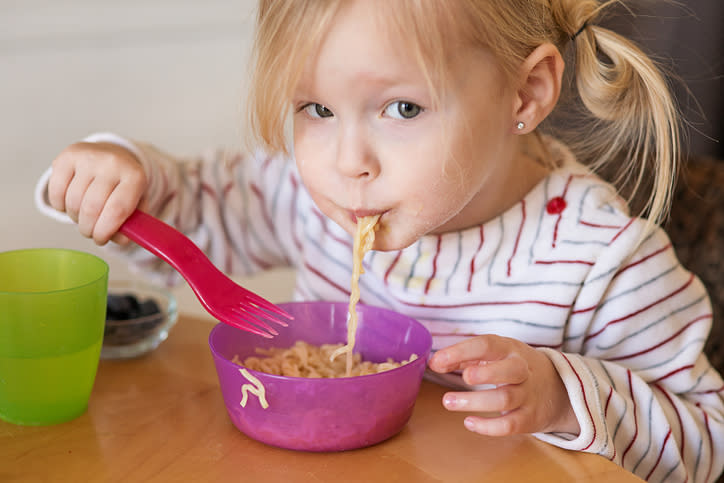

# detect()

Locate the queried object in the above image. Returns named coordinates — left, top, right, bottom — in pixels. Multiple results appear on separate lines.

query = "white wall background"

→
left=0, top=1, right=295, bottom=318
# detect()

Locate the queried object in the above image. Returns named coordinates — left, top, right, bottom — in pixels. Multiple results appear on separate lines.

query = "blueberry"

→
left=138, top=299, right=161, bottom=317
left=106, top=294, right=141, bottom=320
left=105, top=292, right=165, bottom=346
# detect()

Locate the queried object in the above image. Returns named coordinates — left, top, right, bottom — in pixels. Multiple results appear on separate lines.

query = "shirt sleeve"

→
left=36, top=132, right=297, bottom=286
left=535, top=221, right=724, bottom=483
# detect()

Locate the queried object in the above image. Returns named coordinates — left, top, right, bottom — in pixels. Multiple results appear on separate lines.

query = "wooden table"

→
left=1, top=315, right=643, bottom=482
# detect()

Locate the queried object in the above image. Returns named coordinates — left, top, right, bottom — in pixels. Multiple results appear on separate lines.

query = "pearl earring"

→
left=516, top=122, right=525, bottom=130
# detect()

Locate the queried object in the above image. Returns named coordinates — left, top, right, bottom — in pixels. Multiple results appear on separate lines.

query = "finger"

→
left=64, top=172, right=93, bottom=223
left=47, top=159, right=76, bottom=212
left=463, top=411, right=528, bottom=437
left=429, top=335, right=515, bottom=373
left=109, top=232, right=131, bottom=246
left=92, top=181, right=143, bottom=245
left=76, top=178, right=118, bottom=240
left=462, top=355, right=528, bottom=386
left=442, top=386, right=524, bottom=415
left=109, top=196, right=147, bottom=245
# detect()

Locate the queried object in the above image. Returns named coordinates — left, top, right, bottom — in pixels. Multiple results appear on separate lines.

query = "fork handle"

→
left=118, top=209, right=219, bottom=283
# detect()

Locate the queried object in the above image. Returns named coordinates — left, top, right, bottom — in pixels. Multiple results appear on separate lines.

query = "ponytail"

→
left=552, top=1, right=681, bottom=229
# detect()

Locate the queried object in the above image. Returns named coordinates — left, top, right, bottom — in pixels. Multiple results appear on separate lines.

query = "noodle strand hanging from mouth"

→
left=330, top=214, right=380, bottom=376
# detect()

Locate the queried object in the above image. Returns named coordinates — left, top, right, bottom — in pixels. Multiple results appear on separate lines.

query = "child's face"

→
left=292, top=1, right=526, bottom=251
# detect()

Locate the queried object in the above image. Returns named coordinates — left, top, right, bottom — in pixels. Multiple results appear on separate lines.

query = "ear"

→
left=511, top=43, right=564, bottom=134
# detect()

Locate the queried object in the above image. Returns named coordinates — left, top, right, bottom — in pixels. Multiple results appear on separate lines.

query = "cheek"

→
left=426, top=180, right=468, bottom=217
left=293, top=120, right=335, bottom=165
left=293, top=137, right=329, bottom=189
left=397, top=171, right=462, bottom=225
left=296, top=162, right=327, bottom=202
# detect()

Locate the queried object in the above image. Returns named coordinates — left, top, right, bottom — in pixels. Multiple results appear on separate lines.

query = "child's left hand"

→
left=428, top=335, right=580, bottom=436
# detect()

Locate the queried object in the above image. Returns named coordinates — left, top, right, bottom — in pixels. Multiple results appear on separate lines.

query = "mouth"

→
left=348, top=209, right=385, bottom=224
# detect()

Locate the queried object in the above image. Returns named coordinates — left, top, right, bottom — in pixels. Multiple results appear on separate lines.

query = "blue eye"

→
left=303, top=103, right=334, bottom=118
left=384, top=101, right=422, bottom=119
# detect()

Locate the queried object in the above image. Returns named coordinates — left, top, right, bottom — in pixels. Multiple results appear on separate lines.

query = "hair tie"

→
left=571, top=21, right=589, bottom=42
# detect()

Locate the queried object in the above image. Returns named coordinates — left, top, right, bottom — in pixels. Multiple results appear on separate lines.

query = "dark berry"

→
left=138, top=299, right=161, bottom=317
left=104, top=293, right=165, bottom=347
left=106, top=294, right=141, bottom=320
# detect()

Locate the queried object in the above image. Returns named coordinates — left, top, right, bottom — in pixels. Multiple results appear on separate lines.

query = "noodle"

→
left=330, top=214, right=380, bottom=375
left=238, top=340, right=418, bottom=378
left=238, top=367, right=269, bottom=409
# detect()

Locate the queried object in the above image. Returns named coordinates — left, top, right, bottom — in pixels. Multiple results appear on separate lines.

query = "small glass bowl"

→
left=102, top=280, right=178, bottom=359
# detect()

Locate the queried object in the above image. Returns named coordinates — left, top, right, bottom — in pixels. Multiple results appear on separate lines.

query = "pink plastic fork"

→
left=119, top=209, right=292, bottom=338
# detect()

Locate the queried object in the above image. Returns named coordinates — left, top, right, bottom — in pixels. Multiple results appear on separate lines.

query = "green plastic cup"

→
left=0, top=248, right=108, bottom=425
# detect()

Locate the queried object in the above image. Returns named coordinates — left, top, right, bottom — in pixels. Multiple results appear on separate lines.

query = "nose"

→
left=335, top=123, right=380, bottom=181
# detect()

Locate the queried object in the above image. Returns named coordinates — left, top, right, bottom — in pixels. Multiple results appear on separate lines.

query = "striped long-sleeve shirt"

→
left=37, top=133, right=724, bottom=482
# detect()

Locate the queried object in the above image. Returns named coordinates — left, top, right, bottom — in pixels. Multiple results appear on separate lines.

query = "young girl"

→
left=35, top=1, right=723, bottom=481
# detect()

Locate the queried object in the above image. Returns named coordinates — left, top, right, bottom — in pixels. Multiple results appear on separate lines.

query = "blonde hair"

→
left=247, top=0, right=680, bottom=227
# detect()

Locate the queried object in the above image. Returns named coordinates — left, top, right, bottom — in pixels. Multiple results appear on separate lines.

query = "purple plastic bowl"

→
left=208, top=301, right=432, bottom=452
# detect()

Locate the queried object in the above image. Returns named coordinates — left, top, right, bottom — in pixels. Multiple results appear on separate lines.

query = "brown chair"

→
left=666, top=156, right=724, bottom=378
left=667, top=156, right=723, bottom=483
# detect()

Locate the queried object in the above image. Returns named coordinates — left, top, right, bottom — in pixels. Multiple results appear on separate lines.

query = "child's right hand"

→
left=48, top=141, right=148, bottom=246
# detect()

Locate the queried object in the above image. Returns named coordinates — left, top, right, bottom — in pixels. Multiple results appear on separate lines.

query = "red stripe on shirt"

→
left=384, top=251, right=402, bottom=285
left=654, top=383, right=686, bottom=459
left=621, top=370, right=638, bottom=466
left=551, top=176, right=573, bottom=248
left=304, top=262, right=349, bottom=296
left=692, top=384, right=724, bottom=395
left=507, top=200, right=525, bottom=277
left=645, top=429, right=671, bottom=481
left=584, top=274, right=696, bottom=342
left=572, top=304, right=597, bottom=315
left=261, top=155, right=272, bottom=172
left=468, top=225, right=484, bottom=292
left=604, top=387, right=613, bottom=416
left=224, top=185, right=272, bottom=271
left=311, top=208, right=351, bottom=248
left=561, top=353, right=597, bottom=450
left=579, top=220, right=623, bottom=229
left=651, top=365, right=695, bottom=384
left=697, top=403, right=714, bottom=483
left=250, top=182, right=276, bottom=236
left=425, top=235, right=442, bottom=294
left=612, top=244, right=672, bottom=281
left=289, top=175, right=303, bottom=252
left=200, top=182, right=217, bottom=199
left=606, top=314, right=711, bottom=361
left=610, top=217, right=635, bottom=244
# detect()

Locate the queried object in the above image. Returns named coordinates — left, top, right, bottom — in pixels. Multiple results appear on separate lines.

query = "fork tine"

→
left=243, top=303, right=290, bottom=327
left=243, top=292, right=294, bottom=321
left=231, top=305, right=280, bottom=332
left=230, top=307, right=279, bottom=336
left=225, top=312, right=276, bottom=338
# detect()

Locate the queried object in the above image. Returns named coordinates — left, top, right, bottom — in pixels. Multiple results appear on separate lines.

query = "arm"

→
left=540, top=225, right=724, bottom=482
left=35, top=133, right=295, bottom=284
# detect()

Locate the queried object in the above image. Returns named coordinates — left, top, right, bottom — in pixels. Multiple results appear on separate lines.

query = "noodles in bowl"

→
left=234, top=340, right=418, bottom=378
left=208, top=301, right=432, bottom=452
